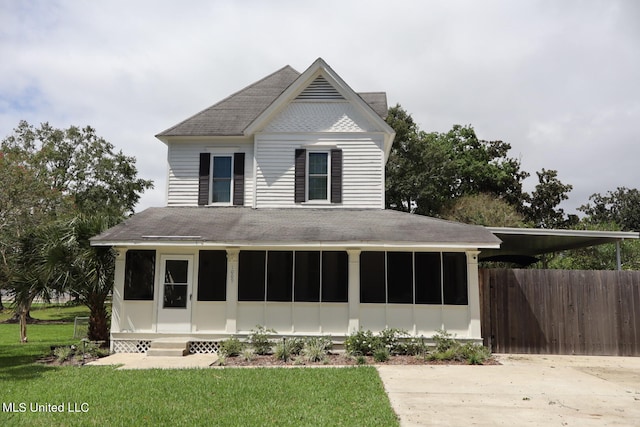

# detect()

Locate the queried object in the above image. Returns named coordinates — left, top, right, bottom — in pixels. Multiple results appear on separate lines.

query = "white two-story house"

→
left=91, top=58, right=500, bottom=354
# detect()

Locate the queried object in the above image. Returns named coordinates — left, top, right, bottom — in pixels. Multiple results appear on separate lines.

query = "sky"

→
left=1, top=0, right=639, bottom=215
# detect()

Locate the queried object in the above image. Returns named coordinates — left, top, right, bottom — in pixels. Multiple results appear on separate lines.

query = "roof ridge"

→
left=156, top=65, right=300, bottom=137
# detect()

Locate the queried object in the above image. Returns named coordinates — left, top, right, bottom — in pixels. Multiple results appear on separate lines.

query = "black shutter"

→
left=294, top=149, right=306, bottom=203
left=198, top=153, right=211, bottom=206
left=330, top=149, right=342, bottom=203
left=233, top=152, right=245, bottom=206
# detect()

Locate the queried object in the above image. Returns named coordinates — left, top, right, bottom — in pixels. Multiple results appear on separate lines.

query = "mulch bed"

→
left=219, top=353, right=500, bottom=367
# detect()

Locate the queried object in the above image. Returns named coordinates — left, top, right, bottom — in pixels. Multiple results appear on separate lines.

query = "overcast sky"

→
left=2, top=0, right=638, bottom=215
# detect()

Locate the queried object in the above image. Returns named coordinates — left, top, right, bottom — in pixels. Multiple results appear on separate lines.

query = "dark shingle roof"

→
left=156, top=66, right=390, bottom=138
left=158, top=66, right=301, bottom=137
left=91, top=207, right=500, bottom=248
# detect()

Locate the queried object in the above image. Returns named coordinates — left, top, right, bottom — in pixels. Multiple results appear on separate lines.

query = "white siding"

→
left=263, top=102, right=376, bottom=133
left=166, top=140, right=254, bottom=206
left=255, top=134, right=384, bottom=208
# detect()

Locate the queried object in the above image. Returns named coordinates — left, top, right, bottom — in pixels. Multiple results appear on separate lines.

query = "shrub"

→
left=432, top=329, right=459, bottom=353
left=241, top=348, right=256, bottom=362
left=356, top=355, right=367, bottom=365
left=461, top=342, right=491, bottom=365
left=302, top=336, right=332, bottom=363
left=345, top=329, right=380, bottom=356
left=379, top=328, right=411, bottom=355
left=249, top=325, right=276, bottom=355
left=217, top=354, right=227, bottom=366
left=53, top=346, right=73, bottom=363
left=373, top=347, right=390, bottom=363
left=273, top=337, right=304, bottom=361
left=219, top=337, right=244, bottom=357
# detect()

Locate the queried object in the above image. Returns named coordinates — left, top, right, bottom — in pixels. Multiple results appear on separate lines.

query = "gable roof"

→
left=91, top=207, right=501, bottom=249
left=156, top=59, right=391, bottom=139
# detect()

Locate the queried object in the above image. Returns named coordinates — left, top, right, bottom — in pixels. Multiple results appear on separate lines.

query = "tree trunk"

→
left=87, top=294, right=109, bottom=342
left=19, top=303, right=28, bottom=343
left=0, top=291, right=4, bottom=311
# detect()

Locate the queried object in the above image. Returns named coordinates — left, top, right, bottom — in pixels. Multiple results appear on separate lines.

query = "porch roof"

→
left=90, top=207, right=501, bottom=249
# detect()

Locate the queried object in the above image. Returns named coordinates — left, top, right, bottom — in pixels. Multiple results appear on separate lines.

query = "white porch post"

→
left=347, top=249, right=361, bottom=333
left=466, top=251, right=482, bottom=340
left=225, top=249, right=240, bottom=333
left=110, top=248, right=127, bottom=352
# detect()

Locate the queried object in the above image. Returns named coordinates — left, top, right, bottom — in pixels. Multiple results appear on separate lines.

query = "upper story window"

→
left=211, top=156, right=233, bottom=203
left=198, top=152, right=245, bottom=206
left=295, top=148, right=342, bottom=204
left=307, top=152, right=329, bottom=201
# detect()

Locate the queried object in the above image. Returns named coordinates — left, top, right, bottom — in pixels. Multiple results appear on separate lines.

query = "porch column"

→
left=467, top=251, right=481, bottom=340
left=109, top=248, right=127, bottom=352
left=225, top=249, right=240, bottom=333
left=347, top=249, right=361, bottom=333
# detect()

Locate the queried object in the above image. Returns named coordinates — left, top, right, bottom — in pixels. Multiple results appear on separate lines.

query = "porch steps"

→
left=146, top=338, right=190, bottom=357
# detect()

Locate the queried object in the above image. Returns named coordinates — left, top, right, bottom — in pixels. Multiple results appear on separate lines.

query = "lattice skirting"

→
left=189, top=341, right=220, bottom=354
left=112, top=340, right=152, bottom=353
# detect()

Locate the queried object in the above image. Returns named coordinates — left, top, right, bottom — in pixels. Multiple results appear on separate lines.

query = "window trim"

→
left=209, top=154, right=234, bottom=205
left=305, top=151, right=331, bottom=203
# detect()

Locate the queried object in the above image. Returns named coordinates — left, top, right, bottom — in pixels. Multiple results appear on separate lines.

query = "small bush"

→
left=302, top=336, right=332, bottom=363
left=219, top=337, right=244, bottom=357
left=217, top=354, right=227, bottom=366
left=356, top=355, right=367, bottom=365
left=373, top=347, right=390, bottom=363
left=461, top=342, right=491, bottom=365
left=379, top=328, right=410, bottom=355
left=241, top=348, right=256, bottom=362
left=53, top=346, right=73, bottom=363
left=249, top=326, right=276, bottom=355
left=345, top=329, right=381, bottom=356
left=432, top=329, right=459, bottom=353
left=273, top=337, right=304, bottom=361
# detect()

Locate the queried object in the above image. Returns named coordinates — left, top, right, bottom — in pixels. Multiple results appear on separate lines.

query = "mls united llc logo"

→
left=2, top=402, right=89, bottom=413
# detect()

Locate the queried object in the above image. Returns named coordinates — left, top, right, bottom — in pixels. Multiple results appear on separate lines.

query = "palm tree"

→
left=43, top=215, right=119, bottom=342
left=13, top=214, right=119, bottom=342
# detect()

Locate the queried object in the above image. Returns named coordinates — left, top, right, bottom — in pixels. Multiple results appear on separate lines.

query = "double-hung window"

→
left=211, top=155, right=232, bottom=204
left=307, top=152, right=329, bottom=201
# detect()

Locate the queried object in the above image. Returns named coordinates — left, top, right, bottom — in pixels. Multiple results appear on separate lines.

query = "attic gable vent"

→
left=296, top=76, right=344, bottom=100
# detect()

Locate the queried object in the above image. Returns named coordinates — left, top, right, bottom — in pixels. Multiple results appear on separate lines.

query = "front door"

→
left=157, top=255, right=193, bottom=333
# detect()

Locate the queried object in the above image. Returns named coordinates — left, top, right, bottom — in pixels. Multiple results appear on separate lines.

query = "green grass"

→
left=0, top=303, right=92, bottom=323
left=0, top=305, right=399, bottom=426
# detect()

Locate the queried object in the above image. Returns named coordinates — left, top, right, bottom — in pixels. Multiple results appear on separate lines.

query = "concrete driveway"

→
left=376, top=354, right=640, bottom=427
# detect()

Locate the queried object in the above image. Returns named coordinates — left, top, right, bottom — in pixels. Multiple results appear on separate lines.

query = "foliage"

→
left=523, top=168, right=577, bottom=229
left=442, top=193, right=527, bottom=227
left=219, top=337, right=244, bottom=357
left=301, top=336, right=333, bottom=363
left=241, top=347, right=256, bottom=362
left=385, top=105, right=529, bottom=217
left=248, top=325, right=276, bottom=355
left=345, top=329, right=381, bottom=356
left=53, top=345, right=74, bottom=363
left=373, top=347, right=390, bottom=363
left=432, top=329, right=459, bottom=353
left=460, top=343, right=491, bottom=365
left=1, top=121, right=152, bottom=342
left=427, top=330, right=492, bottom=365
left=1, top=120, right=153, bottom=217
left=579, top=187, right=640, bottom=231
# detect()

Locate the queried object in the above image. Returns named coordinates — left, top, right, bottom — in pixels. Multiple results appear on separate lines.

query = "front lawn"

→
left=0, top=306, right=399, bottom=426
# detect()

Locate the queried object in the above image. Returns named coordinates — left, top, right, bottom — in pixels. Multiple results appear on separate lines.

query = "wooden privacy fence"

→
left=479, top=269, right=640, bottom=356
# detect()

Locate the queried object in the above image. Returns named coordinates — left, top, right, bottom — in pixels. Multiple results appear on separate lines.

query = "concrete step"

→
left=146, top=347, right=189, bottom=357
left=147, top=338, right=190, bottom=357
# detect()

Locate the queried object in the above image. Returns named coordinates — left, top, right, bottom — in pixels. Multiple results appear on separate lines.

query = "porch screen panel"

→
left=294, top=251, right=320, bottom=302
left=415, top=253, right=442, bottom=304
left=238, top=251, right=266, bottom=301
left=124, top=250, right=155, bottom=300
left=321, top=251, right=348, bottom=302
left=197, top=250, right=227, bottom=301
left=360, top=251, right=386, bottom=303
left=387, top=252, right=413, bottom=304
left=443, top=253, right=468, bottom=305
left=267, top=251, right=293, bottom=302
